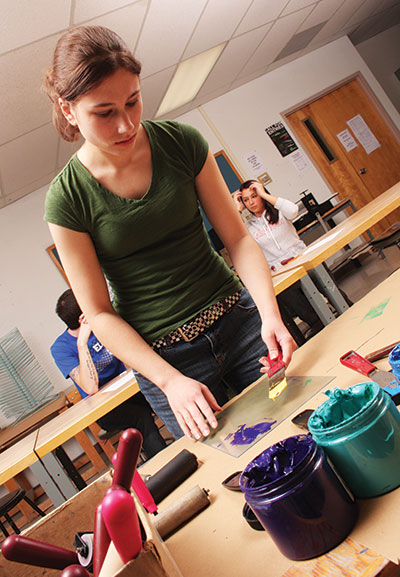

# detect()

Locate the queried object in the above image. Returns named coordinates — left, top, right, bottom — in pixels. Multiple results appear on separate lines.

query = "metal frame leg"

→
left=30, top=454, right=78, bottom=508
left=30, top=461, right=66, bottom=508
left=300, top=275, right=336, bottom=326
left=39, top=453, right=78, bottom=500
left=309, top=264, right=350, bottom=315
left=54, top=446, right=86, bottom=491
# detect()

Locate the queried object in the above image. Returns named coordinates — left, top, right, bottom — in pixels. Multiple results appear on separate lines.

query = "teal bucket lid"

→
left=308, top=382, right=380, bottom=436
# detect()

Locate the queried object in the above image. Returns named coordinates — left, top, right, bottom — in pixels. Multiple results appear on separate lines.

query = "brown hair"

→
left=55, top=289, right=82, bottom=330
left=44, top=25, right=142, bottom=141
left=239, top=180, right=280, bottom=224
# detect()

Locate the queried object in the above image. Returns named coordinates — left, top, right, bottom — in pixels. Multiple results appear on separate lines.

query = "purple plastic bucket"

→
left=240, top=434, right=357, bottom=560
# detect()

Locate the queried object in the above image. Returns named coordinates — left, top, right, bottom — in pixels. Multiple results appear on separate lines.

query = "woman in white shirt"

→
left=234, top=180, right=324, bottom=342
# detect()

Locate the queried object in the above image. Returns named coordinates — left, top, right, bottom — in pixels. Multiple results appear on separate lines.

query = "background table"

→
left=273, top=182, right=400, bottom=315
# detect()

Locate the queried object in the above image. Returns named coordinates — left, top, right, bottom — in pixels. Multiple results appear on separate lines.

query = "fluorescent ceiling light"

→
left=155, top=42, right=226, bottom=117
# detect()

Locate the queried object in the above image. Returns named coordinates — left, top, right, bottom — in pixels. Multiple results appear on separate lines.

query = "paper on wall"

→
left=290, top=149, right=311, bottom=172
left=346, top=114, right=380, bottom=154
left=337, top=129, right=358, bottom=152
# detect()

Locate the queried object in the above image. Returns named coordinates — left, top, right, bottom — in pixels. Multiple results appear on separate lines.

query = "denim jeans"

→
left=97, top=391, right=166, bottom=458
left=135, top=288, right=268, bottom=439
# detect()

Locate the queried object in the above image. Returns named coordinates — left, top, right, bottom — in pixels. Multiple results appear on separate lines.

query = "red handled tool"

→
left=111, top=428, right=143, bottom=492
left=1, top=535, right=79, bottom=570
left=93, top=504, right=111, bottom=577
left=101, top=489, right=142, bottom=563
left=340, top=350, right=400, bottom=405
left=265, top=352, right=287, bottom=399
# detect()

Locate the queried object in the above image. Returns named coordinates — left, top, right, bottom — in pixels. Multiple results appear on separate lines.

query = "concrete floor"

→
left=333, top=245, right=400, bottom=304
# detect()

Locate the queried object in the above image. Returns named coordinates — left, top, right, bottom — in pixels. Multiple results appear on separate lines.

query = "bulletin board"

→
left=214, top=150, right=243, bottom=192
left=46, top=244, right=69, bottom=285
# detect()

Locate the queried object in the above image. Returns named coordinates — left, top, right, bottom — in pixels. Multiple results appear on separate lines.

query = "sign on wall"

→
left=265, top=121, right=298, bottom=157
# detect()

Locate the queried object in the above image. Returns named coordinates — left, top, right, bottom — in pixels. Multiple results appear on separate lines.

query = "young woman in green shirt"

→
left=44, top=25, right=296, bottom=440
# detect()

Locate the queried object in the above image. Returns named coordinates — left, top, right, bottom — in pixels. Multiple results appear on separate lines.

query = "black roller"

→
left=145, top=449, right=198, bottom=504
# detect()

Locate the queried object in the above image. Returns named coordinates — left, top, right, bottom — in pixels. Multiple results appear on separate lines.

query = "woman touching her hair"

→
left=234, top=180, right=324, bottom=340
left=44, top=26, right=296, bottom=441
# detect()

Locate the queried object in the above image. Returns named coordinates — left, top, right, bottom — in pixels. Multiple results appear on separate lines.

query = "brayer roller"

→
left=154, top=485, right=210, bottom=540
left=145, top=449, right=198, bottom=504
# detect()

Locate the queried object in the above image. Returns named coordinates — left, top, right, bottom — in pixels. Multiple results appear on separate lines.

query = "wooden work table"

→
left=274, top=181, right=400, bottom=276
left=137, top=267, right=400, bottom=577
left=270, top=182, right=400, bottom=319
left=0, top=431, right=38, bottom=486
left=296, top=196, right=357, bottom=236
left=34, top=370, right=139, bottom=458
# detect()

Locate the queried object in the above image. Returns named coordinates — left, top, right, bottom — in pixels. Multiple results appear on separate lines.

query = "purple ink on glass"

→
left=240, top=434, right=357, bottom=560
left=228, top=420, right=277, bottom=446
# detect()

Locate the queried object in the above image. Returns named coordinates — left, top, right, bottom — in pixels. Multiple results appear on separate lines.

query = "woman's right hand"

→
left=232, top=191, right=244, bottom=212
left=162, top=376, right=221, bottom=439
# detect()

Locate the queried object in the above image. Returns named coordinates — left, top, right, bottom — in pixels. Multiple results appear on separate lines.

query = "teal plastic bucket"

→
left=308, top=382, right=400, bottom=498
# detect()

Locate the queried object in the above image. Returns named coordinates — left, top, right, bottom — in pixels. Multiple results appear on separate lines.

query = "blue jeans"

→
left=135, top=288, right=268, bottom=439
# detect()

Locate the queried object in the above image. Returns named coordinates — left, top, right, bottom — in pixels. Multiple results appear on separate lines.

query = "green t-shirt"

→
left=44, top=120, right=242, bottom=342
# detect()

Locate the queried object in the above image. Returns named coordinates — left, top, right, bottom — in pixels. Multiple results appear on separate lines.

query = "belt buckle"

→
left=176, top=326, right=197, bottom=342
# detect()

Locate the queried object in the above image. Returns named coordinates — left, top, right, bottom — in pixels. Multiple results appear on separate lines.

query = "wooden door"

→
left=286, top=78, right=400, bottom=235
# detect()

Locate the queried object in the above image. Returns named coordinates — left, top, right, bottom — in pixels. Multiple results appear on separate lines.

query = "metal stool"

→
left=0, top=488, right=45, bottom=537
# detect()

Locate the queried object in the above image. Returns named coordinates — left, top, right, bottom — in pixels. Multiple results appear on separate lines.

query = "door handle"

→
left=359, top=168, right=367, bottom=174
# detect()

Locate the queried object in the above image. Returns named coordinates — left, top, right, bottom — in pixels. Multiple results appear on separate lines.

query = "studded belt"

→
left=151, top=291, right=241, bottom=349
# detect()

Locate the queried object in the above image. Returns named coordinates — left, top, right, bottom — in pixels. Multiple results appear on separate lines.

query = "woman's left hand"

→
left=260, top=317, right=296, bottom=368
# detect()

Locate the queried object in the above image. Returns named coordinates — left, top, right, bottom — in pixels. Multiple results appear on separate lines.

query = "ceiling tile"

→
left=349, top=4, right=400, bottom=43
left=311, top=0, right=366, bottom=42
left=230, top=67, right=271, bottom=91
left=281, top=0, right=318, bottom=17
left=194, top=83, right=234, bottom=108
left=372, top=0, right=399, bottom=14
left=274, top=21, right=326, bottom=61
left=0, top=174, right=54, bottom=209
left=82, top=1, right=148, bottom=53
left=234, top=0, right=287, bottom=35
left=183, top=0, right=252, bottom=59
left=238, top=9, right=312, bottom=78
left=196, top=26, right=270, bottom=97
left=135, top=0, right=207, bottom=77
left=140, top=66, right=177, bottom=119
left=72, top=0, right=138, bottom=24
left=0, top=124, right=58, bottom=195
left=297, top=0, right=344, bottom=32
left=345, top=0, right=385, bottom=28
left=0, top=0, right=71, bottom=55
left=0, top=35, right=59, bottom=145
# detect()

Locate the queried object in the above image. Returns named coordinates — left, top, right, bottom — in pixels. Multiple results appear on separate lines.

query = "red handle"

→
left=1, top=535, right=79, bottom=569
left=339, top=350, right=376, bottom=376
left=93, top=504, right=111, bottom=577
left=266, top=352, right=285, bottom=378
left=101, top=490, right=142, bottom=563
left=112, top=428, right=143, bottom=492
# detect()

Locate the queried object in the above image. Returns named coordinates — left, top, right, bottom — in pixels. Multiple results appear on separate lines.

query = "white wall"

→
left=2, top=35, right=400, bottom=404
left=177, top=37, right=400, bottom=206
left=356, top=23, right=400, bottom=114
left=0, top=185, right=69, bottom=395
